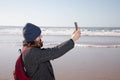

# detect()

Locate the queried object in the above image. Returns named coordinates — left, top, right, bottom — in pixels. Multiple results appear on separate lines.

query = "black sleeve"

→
left=29, top=39, right=74, bottom=63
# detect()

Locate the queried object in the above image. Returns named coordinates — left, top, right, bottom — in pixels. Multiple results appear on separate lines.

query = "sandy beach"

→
left=0, top=43, right=120, bottom=80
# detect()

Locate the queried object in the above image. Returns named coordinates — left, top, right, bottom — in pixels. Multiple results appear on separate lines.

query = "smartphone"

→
left=74, top=22, right=78, bottom=30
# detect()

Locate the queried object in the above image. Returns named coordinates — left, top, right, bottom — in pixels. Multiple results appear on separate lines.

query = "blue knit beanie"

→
left=23, top=23, right=41, bottom=41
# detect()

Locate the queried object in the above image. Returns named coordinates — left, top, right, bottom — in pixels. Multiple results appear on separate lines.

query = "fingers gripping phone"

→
left=74, top=22, right=78, bottom=30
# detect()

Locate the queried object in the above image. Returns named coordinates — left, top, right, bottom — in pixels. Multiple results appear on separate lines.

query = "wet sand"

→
left=0, top=44, right=120, bottom=80
left=52, top=47, right=120, bottom=80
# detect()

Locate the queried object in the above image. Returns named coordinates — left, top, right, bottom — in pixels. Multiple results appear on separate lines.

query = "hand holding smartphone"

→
left=71, top=22, right=80, bottom=41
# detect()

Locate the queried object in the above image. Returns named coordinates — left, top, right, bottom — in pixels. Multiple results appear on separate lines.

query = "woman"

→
left=22, top=23, right=80, bottom=80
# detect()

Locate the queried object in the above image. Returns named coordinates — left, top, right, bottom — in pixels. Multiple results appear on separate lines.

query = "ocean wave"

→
left=0, top=40, right=120, bottom=48
left=75, top=44, right=120, bottom=48
left=43, top=42, right=120, bottom=48
left=81, top=29, right=120, bottom=37
left=0, top=27, right=120, bottom=37
left=0, top=28, right=22, bottom=35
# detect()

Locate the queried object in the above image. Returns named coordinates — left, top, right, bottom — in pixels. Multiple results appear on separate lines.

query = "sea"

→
left=0, top=26, right=120, bottom=80
left=0, top=26, right=120, bottom=48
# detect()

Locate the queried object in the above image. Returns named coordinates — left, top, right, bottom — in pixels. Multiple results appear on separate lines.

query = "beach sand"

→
left=0, top=43, right=120, bottom=80
left=52, top=47, right=120, bottom=80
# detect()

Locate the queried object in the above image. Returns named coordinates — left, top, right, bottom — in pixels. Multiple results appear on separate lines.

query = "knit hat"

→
left=23, top=23, right=41, bottom=41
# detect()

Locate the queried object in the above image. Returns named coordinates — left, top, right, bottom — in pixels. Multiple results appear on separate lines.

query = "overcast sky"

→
left=0, top=0, right=120, bottom=27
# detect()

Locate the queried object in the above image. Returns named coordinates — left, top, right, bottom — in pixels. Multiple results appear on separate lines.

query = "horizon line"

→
left=0, top=25, right=120, bottom=28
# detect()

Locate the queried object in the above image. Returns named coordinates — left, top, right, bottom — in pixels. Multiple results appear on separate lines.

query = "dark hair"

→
left=23, top=39, right=43, bottom=48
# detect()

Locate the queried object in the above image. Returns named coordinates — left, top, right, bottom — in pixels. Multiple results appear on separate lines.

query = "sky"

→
left=0, top=0, right=120, bottom=27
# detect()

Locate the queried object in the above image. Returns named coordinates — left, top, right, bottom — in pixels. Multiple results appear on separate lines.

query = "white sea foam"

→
left=0, top=27, right=120, bottom=37
left=42, top=29, right=73, bottom=36
left=41, top=27, right=120, bottom=37
left=75, top=44, right=120, bottom=48
left=43, top=42, right=120, bottom=48
left=81, top=29, right=120, bottom=37
left=0, top=28, right=22, bottom=35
